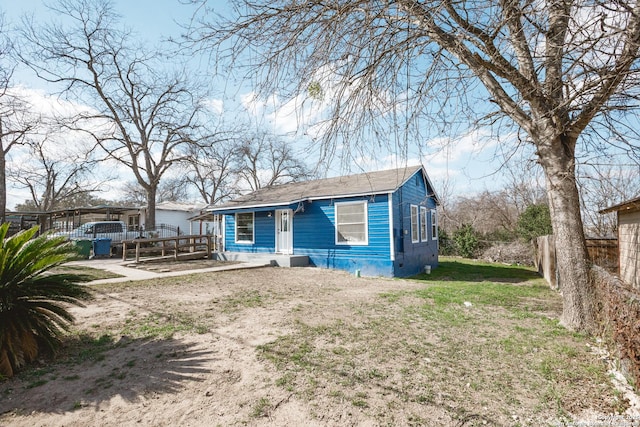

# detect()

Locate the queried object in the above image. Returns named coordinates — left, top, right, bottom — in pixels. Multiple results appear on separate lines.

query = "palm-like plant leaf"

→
left=0, top=223, right=93, bottom=378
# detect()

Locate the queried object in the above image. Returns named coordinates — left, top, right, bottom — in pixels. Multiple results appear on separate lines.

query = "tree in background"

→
left=183, top=135, right=240, bottom=205
left=7, top=132, right=104, bottom=212
left=119, top=178, right=190, bottom=206
left=234, top=132, right=312, bottom=192
left=191, top=0, right=640, bottom=331
left=516, top=204, right=553, bottom=242
left=0, top=13, right=36, bottom=223
left=21, top=0, right=208, bottom=229
left=437, top=227, right=456, bottom=256
left=449, top=190, right=519, bottom=242
left=453, top=224, right=479, bottom=259
left=13, top=194, right=117, bottom=211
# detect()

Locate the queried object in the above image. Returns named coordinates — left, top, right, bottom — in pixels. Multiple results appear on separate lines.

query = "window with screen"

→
left=235, top=212, right=254, bottom=243
left=335, top=201, right=368, bottom=245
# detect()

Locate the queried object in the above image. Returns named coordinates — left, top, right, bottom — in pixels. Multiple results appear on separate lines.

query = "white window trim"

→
left=410, top=205, right=419, bottom=243
left=235, top=212, right=255, bottom=244
left=420, top=206, right=428, bottom=242
left=335, top=201, right=369, bottom=246
left=431, top=209, right=438, bottom=241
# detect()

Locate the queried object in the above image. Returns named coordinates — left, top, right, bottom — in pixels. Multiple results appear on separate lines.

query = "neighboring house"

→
left=207, top=165, right=440, bottom=277
left=601, top=196, right=640, bottom=289
left=138, top=201, right=209, bottom=235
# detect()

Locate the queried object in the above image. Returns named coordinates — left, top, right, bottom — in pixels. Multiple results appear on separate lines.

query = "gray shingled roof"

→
left=209, top=165, right=428, bottom=212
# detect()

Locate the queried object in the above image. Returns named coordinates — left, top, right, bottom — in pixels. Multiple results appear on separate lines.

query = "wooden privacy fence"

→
left=586, top=238, right=619, bottom=273
left=122, top=234, right=214, bottom=263
left=534, top=235, right=619, bottom=288
left=534, top=235, right=558, bottom=289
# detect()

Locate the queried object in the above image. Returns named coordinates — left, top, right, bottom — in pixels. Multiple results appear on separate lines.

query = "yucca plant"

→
left=0, top=223, right=92, bottom=378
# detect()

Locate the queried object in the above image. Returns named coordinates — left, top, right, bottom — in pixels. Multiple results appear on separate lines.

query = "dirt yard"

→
left=0, top=264, right=635, bottom=426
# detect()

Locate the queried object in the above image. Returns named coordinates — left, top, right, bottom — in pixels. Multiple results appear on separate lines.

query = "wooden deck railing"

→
left=122, top=235, right=213, bottom=263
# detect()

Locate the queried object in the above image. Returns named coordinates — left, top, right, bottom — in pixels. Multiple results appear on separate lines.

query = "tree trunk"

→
left=146, top=186, right=157, bottom=230
left=538, top=135, right=595, bottom=332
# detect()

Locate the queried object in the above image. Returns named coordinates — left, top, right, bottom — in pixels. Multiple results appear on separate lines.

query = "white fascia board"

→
left=207, top=199, right=306, bottom=212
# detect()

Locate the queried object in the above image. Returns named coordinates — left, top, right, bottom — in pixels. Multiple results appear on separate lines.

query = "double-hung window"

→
left=410, top=205, right=419, bottom=243
left=420, top=206, right=428, bottom=241
left=235, top=212, right=254, bottom=243
left=335, top=201, right=368, bottom=245
left=431, top=209, right=438, bottom=240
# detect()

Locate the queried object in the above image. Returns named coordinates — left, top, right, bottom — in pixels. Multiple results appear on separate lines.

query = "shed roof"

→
left=208, top=165, right=436, bottom=212
left=599, top=195, right=640, bottom=214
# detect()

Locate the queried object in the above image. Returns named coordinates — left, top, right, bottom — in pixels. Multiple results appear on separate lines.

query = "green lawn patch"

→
left=53, top=265, right=123, bottom=281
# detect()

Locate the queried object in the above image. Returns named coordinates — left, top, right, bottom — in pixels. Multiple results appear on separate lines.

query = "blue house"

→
left=208, top=166, right=439, bottom=277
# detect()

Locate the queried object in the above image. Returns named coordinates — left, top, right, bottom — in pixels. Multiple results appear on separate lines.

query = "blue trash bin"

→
left=92, top=238, right=112, bottom=258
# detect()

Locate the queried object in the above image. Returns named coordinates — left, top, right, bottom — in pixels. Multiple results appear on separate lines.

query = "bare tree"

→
left=191, top=0, right=640, bottom=331
left=21, top=0, right=206, bottom=228
left=502, top=155, right=548, bottom=215
left=119, top=182, right=147, bottom=206
left=234, top=132, right=312, bottom=192
left=119, top=178, right=190, bottom=206
left=448, top=190, right=519, bottom=240
left=157, top=177, right=191, bottom=203
left=13, top=193, right=117, bottom=211
left=0, top=14, right=36, bottom=222
left=7, top=133, right=103, bottom=211
left=184, top=138, right=240, bottom=205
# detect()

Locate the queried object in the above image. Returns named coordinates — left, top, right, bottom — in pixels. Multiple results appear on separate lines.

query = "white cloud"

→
left=203, top=98, right=224, bottom=115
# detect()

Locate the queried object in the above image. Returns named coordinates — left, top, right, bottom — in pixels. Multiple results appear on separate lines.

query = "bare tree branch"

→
left=21, top=0, right=208, bottom=227
left=0, top=13, right=38, bottom=221
left=189, top=0, right=640, bottom=332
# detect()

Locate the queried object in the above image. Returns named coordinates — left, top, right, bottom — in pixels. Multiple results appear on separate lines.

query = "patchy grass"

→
left=250, top=397, right=272, bottom=418
left=221, top=289, right=265, bottom=311
left=121, top=312, right=209, bottom=339
left=258, top=258, right=625, bottom=426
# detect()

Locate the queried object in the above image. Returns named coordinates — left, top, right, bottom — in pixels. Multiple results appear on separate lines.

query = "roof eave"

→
left=600, top=197, right=640, bottom=214
left=207, top=199, right=306, bottom=212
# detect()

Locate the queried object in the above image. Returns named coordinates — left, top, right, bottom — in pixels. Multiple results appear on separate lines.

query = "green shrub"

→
left=437, top=227, right=456, bottom=256
left=453, top=224, right=479, bottom=258
left=0, top=224, right=92, bottom=378
left=517, top=204, right=553, bottom=241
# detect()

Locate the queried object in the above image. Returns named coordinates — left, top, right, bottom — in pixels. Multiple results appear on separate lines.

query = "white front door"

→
left=275, top=209, right=293, bottom=254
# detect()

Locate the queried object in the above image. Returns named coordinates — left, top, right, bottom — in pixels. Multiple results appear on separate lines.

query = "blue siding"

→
left=392, top=171, right=439, bottom=276
left=224, top=211, right=275, bottom=253
left=293, top=195, right=394, bottom=277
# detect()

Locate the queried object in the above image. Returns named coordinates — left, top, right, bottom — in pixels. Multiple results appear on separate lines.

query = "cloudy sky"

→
left=2, top=0, right=519, bottom=209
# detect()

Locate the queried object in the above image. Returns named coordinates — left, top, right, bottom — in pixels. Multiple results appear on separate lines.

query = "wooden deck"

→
left=122, top=235, right=214, bottom=263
